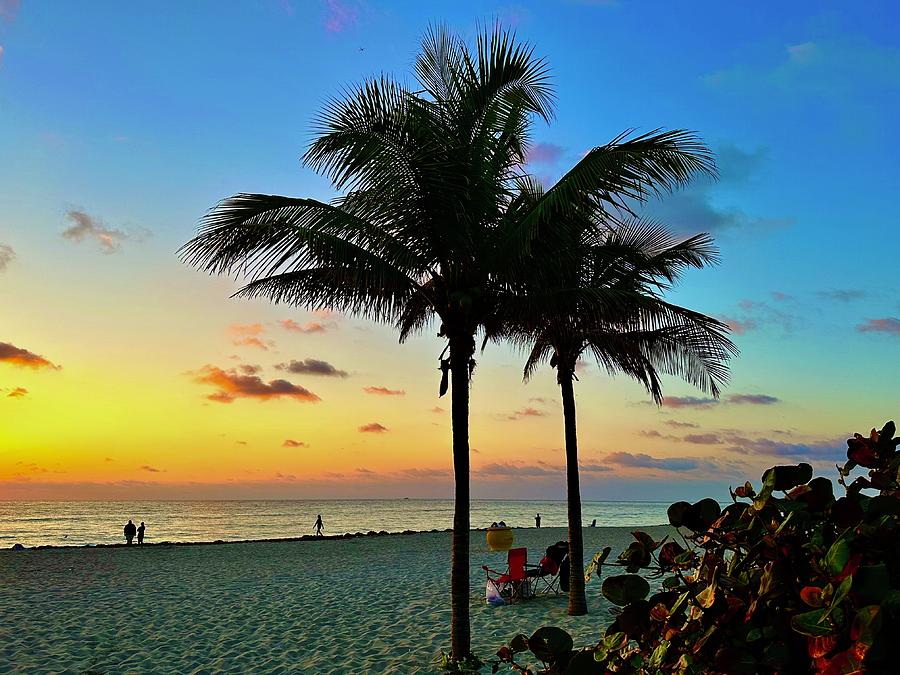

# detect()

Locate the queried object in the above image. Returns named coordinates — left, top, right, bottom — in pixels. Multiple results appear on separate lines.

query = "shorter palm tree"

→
left=504, top=197, right=738, bottom=615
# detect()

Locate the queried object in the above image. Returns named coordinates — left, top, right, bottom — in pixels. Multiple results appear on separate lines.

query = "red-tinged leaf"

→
left=800, top=586, right=825, bottom=608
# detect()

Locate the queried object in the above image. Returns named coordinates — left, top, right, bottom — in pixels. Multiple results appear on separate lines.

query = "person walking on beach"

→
left=137, top=522, right=145, bottom=545
left=124, top=519, right=136, bottom=545
left=314, top=514, right=324, bottom=537
left=535, top=513, right=541, bottom=528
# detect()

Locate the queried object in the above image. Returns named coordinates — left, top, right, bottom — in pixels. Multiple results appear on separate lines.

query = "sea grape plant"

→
left=493, top=420, right=900, bottom=674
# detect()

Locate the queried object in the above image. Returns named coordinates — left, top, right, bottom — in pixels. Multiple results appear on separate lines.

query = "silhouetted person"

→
left=124, top=519, right=136, bottom=545
left=535, top=513, right=541, bottom=528
left=590, top=519, right=597, bottom=527
left=314, top=514, right=324, bottom=537
left=137, top=522, right=145, bottom=545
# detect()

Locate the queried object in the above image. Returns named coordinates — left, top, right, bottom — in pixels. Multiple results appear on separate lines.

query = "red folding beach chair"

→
left=483, top=547, right=532, bottom=604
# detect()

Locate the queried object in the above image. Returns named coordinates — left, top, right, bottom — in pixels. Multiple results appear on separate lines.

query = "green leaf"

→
left=509, top=634, right=528, bottom=653
left=790, top=608, right=835, bottom=637
left=824, top=538, right=850, bottom=576
left=649, top=640, right=669, bottom=668
left=822, top=575, right=852, bottom=621
left=528, top=626, right=573, bottom=663
left=601, top=574, right=650, bottom=606
left=566, top=650, right=604, bottom=674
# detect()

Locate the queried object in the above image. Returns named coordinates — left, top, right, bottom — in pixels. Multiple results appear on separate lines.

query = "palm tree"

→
left=502, top=193, right=738, bottom=615
left=180, top=25, right=726, bottom=660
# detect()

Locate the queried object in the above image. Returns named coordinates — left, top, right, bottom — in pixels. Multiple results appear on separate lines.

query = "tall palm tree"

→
left=180, top=25, right=724, bottom=661
left=502, top=191, right=738, bottom=615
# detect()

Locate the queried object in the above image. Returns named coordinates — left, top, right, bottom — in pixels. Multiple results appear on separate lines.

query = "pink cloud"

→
left=192, top=365, right=320, bottom=404
left=283, top=439, right=309, bottom=448
left=324, top=0, right=357, bottom=33
left=363, top=386, right=405, bottom=396
left=280, top=318, right=330, bottom=334
left=857, top=318, right=900, bottom=336
left=359, top=422, right=388, bottom=433
left=527, top=142, right=565, bottom=165
left=0, top=0, right=20, bottom=22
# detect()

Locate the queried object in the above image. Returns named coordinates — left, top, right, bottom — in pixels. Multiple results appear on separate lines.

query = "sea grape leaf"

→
left=667, top=501, right=691, bottom=528
left=509, top=634, right=528, bottom=654
left=528, top=626, right=573, bottom=663
left=602, top=575, right=650, bottom=606
left=790, top=608, right=835, bottom=637
left=565, top=650, right=604, bottom=675
left=824, top=538, right=851, bottom=576
left=822, top=575, right=853, bottom=621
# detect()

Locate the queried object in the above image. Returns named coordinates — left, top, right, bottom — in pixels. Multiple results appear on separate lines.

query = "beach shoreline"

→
left=7, top=523, right=669, bottom=552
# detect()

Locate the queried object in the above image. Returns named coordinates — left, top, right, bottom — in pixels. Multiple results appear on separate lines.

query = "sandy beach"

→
left=0, top=525, right=672, bottom=674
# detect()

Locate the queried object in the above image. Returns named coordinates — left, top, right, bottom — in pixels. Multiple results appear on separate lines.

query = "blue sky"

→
left=1, top=0, right=898, bottom=500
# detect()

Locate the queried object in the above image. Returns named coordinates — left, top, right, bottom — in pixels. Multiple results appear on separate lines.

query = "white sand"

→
left=0, top=525, right=672, bottom=674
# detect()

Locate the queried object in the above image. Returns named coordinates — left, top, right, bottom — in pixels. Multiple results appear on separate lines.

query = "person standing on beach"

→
left=314, top=514, right=324, bottom=537
left=137, top=522, right=145, bottom=545
left=124, top=519, right=136, bottom=545
left=535, top=513, right=541, bottom=528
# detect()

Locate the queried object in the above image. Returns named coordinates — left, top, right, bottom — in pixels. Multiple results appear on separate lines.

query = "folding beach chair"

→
left=483, top=547, right=532, bottom=604
left=525, top=541, right=569, bottom=597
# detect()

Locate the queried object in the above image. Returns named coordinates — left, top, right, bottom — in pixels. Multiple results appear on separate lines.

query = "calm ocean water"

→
left=0, top=500, right=669, bottom=548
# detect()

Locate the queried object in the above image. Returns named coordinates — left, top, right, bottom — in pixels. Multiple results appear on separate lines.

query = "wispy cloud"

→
left=505, top=407, right=546, bottom=420
left=727, top=394, right=779, bottom=405
left=664, top=420, right=699, bottom=429
left=682, top=433, right=722, bottom=445
left=280, top=319, right=331, bottom=334
left=0, top=342, right=61, bottom=370
left=61, top=210, right=143, bottom=254
left=6, top=386, right=28, bottom=398
left=0, top=0, right=18, bottom=21
left=140, top=465, right=163, bottom=473
left=857, top=318, right=900, bottom=336
left=324, top=0, right=357, bottom=33
left=430, top=406, right=445, bottom=414
left=605, top=452, right=699, bottom=472
left=818, top=289, right=867, bottom=302
left=527, top=142, right=565, bottom=165
left=276, top=359, right=348, bottom=378
left=282, top=439, right=309, bottom=448
left=661, top=396, right=718, bottom=410
left=191, top=365, right=320, bottom=404
left=0, top=244, right=14, bottom=272
left=359, top=422, right=388, bottom=433
left=228, top=324, right=272, bottom=350
left=363, top=386, right=405, bottom=396
left=721, top=317, right=758, bottom=335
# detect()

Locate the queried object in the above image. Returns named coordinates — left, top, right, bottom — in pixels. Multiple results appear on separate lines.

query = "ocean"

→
left=0, top=500, right=670, bottom=548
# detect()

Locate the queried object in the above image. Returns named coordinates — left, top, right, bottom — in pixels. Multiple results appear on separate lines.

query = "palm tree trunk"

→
left=449, top=335, right=473, bottom=660
left=559, top=371, right=588, bottom=615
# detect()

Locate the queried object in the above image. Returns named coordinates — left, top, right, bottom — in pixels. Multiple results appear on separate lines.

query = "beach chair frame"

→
left=483, top=547, right=532, bottom=604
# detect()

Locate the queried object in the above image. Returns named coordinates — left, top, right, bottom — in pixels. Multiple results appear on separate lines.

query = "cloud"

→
left=727, top=394, right=779, bottom=405
left=228, top=323, right=272, bottom=350
left=139, top=465, right=163, bottom=473
left=276, top=359, right=348, bottom=378
left=721, top=317, right=758, bottom=335
left=645, top=143, right=792, bottom=236
left=61, top=210, right=136, bottom=254
left=682, top=433, right=722, bottom=445
left=238, top=364, right=262, bottom=375
left=0, top=0, right=19, bottom=22
left=7, top=387, right=27, bottom=398
left=324, top=0, right=358, bottom=33
left=704, top=38, right=900, bottom=98
left=280, top=319, right=330, bottom=334
left=661, top=396, right=718, bottom=410
left=504, top=407, right=546, bottom=420
left=0, top=244, right=14, bottom=272
left=857, top=318, right=900, bottom=336
left=359, top=422, right=388, bottom=433
left=664, top=420, right=699, bottom=429
left=817, top=289, right=867, bottom=302
left=605, top=452, right=699, bottom=472
left=0, top=342, right=61, bottom=370
left=771, top=291, right=791, bottom=302
left=192, top=365, right=320, bottom=403
left=282, top=439, right=309, bottom=448
left=724, top=435, right=844, bottom=461
left=363, top=386, right=405, bottom=396
left=430, top=406, right=445, bottom=414
left=529, top=397, right=555, bottom=404
left=527, top=142, right=565, bottom=165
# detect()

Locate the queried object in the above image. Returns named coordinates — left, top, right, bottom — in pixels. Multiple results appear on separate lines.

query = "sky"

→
left=1, top=0, right=898, bottom=501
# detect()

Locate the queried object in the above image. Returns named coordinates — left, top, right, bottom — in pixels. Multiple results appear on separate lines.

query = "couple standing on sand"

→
left=124, top=519, right=145, bottom=545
